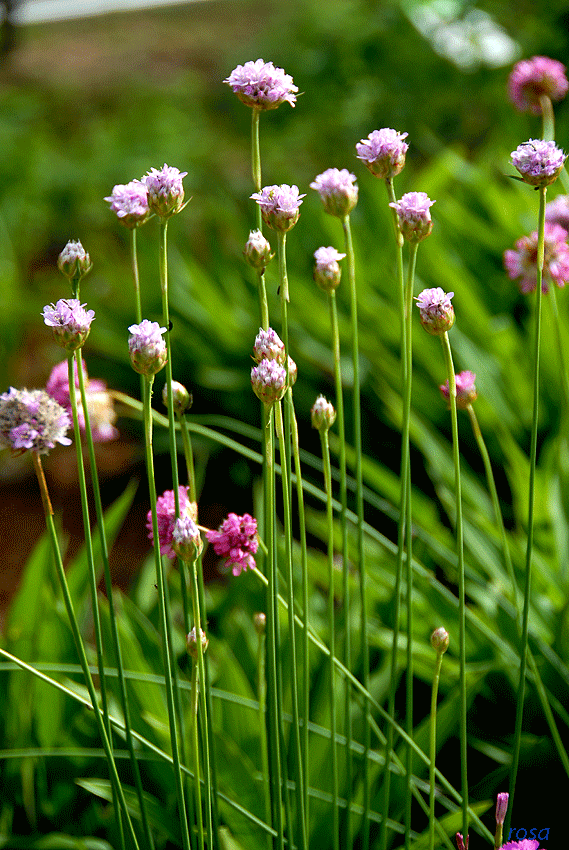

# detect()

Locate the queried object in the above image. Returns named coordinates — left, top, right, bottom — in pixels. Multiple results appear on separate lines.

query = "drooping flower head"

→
left=430, top=627, right=449, bottom=653
left=0, top=387, right=72, bottom=456
left=253, top=327, right=286, bottom=364
left=104, top=180, right=150, bottom=228
left=46, top=359, right=118, bottom=443
left=224, top=59, right=298, bottom=110
left=206, top=512, right=259, bottom=576
left=511, top=139, right=566, bottom=188
left=416, top=288, right=455, bottom=336
left=58, top=240, right=92, bottom=282
left=508, top=55, right=569, bottom=114
left=313, top=246, right=346, bottom=293
left=42, top=298, right=95, bottom=351
left=251, top=184, right=305, bottom=232
left=128, top=319, right=168, bottom=376
left=495, top=792, right=509, bottom=827
left=172, top=515, right=203, bottom=562
left=142, top=164, right=188, bottom=218
left=356, top=128, right=409, bottom=179
left=389, top=192, right=435, bottom=243
left=545, top=194, right=569, bottom=230
left=500, top=841, right=540, bottom=850
left=146, top=485, right=197, bottom=560
left=243, top=229, right=274, bottom=271
left=251, top=358, right=287, bottom=404
left=504, top=222, right=569, bottom=293
left=311, top=395, right=336, bottom=432
left=309, top=168, right=358, bottom=218
left=439, top=371, right=477, bottom=410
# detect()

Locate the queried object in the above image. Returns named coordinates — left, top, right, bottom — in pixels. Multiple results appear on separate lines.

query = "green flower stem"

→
left=429, top=645, right=446, bottom=850
left=540, top=94, right=555, bottom=142
left=341, top=212, right=370, bottom=848
left=131, top=227, right=142, bottom=324
left=178, top=412, right=197, bottom=504
left=506, top=184, right=547, bottom=836
left=190, top=659, right=205, bottom=850
left=30, top=452, right=140, bottom=850
left=251, top=107, right=269, bottom=328
left=75, top=351, right=155, bottom=850
left=547, top=285, right=569, bottom=411
left=142, top=374, right=192, bottom=850
left=256, top=622, right=273, bottom=850
left=439, top=330, right=468, bottom=838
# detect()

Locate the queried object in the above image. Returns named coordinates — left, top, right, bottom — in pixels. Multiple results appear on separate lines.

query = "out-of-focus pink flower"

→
left=206, top=513, right=258, bottom=576
left=46, top=360, right=118, bottom=443
left=508, top=56, right=568, bottom=114
left=504, top=222, right=569, bottom=293
left=146, top=486, right=197, bottom=560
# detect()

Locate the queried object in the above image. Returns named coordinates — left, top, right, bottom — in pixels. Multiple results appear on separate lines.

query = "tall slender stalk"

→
left=251, top=108, right=269, bottom=329
left=429, top=629, right=449, bottom=850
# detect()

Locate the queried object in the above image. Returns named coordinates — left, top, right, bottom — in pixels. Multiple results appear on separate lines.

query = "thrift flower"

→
left=172, top=515, right=203, bottom=562
left=356, top=128, right=409, bottom=179
left=142, top=164, right=187, bottom=218
left=224, top=59, right=298, bottom=110
left=251, top=358, right=287, bottom=404
left=508, top=55, right=568, bottom=114
left=430, top=627, right=449, bottom=652
left=46, top=360, right=118, bottom=443
left=128, top=319, right=168, bottom=376
left=206, top=512, right=259, bottom=576
left=439, top=371, right=477, bottom=410
left=253, top=327, right=286, bottom=364
left=313, top=246, right=346, bottom=292
left=311, top=395, right=336, bottom=432
left=42, top=298, right=95, bottom=351
left=251, top=184, right=305, bottom=232
left=243, top=229, right=274, bottom=271
left=500, top=842, right=540, bottom=850
left=455, top=834, right=469, bottom=850
left=504, top=222, right=569, bottom=293
left=58, top=240, right=92, bottom=281
left=545, top=194, right=569, bottom=230
left=309, top=168, right=358, bottom=217
left=416, top=288, right=455, bottom=335
left=186, top=627, right=208, bottom=659
left=495, top=792, right=509, bottom=826
left=511, top=139, right=566, bottom=188
left=389, top=191, right=435, bottom=243
left=104, top=180, right=150, bottom=228
left=0, top=387, right=71, bottom=455
left=163, top=380, right=192, bottom=416
left=146, top=485, right=197, bottom=560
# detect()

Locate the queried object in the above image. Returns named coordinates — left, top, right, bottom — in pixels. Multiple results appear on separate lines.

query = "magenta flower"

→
left=455, top=833, right=468, bottom=850
left=504, top=222, right=569, bottom=293
left=309, top=168, right=358, bottom=217
left=251, top=184, right=305, bottom=232
left=356, top=128, right=409, bottom=179
left=545, top=194, right=569, bottom=230
left=511, top=139, right=566, bottom=188
left=251, top=358, right=287, bottom=404
left=253, top=327, right=286, bottom=364
left=46, top=359, right=118, bottom=443
left=206, top=512, right=259, bottom=576
left=105, top=180, right=150, bottom=228
left=313, top=246, right=346, bottom=292
left=439, top=371, right=477, bottom=410
left=495, top=792, right=508, bottom=826
left=224, top=59, right=298, bottom=110
left=389, top=191, right=435, bottom=243
left=128, top=319, right=168, bottom=376
left=142, top=164, right=188, bottom=218
left=0, top=387, right=72, bottom=455
left=416, top=288, right=455, bottom=335
left=146, top=485, right=196, bottom=560
left=57, top=240, right=92, bottom=281
left=508, top=55, right=568, bottom=114
left=500, top=841, right=540, bottom=850
left=42, top=298, right=95, bottom=351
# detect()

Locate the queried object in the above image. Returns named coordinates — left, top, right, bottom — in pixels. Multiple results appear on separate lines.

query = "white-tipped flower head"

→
left=172, top=515, right=203, bottom=562
left=416, top=288, right=455, bottom=336
left=389, top=192, right=435, bottom=243
left=186, top=626, right=209, bottom=660
left=142, top=164, right=188, bottom=218
left=440, top=371, right=477, bottom=410
left=128, top=319, right=168, bottom=376
left=311, top=395, right=336, bottom=432
left=251, top=184, right=305, bottom=232
left=57, top=240, right=92, bottom=281
left=163, top=380, right=192, bottom=416
left=251, top=358, right=287, bottom=405
left=309, top=168, right=358, bottom=218
left=224, top=59, right=298, bottom=110
left=243, top=229, right=275, bottom=271
left=0, top=387, right=72, bottom=456
left=253, top=611, right=267, bottom=634
left=511, top=139, right=566, bottom=188
left=430, top=627, right=449, bottom=653
left=253, top=327, right=286, bottom=364
left=42, top=298, right=95, bottom=351
left=104, top=180, right=150, bottom=229
left=495, top=792, right=509, bottom=827
left=356, top=128, right=409, bottom=179
left=313, top=246, right=346, bottom=293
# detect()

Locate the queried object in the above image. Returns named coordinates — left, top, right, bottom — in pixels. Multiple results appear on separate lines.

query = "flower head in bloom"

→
left=313, top=246, right=346, bottom=293
left=251, top=184, right=305, bottom=232
left=416, top=288, right=455, bottom=335
left=243, top=229, right=274, bottom=271
left=508, top=55, right=568, bottom=114
left=251, top=358, right=287, bottom=404
left=142, top=164, right=188, bottom=218
left=253, top=327, right=286, bottom=364
left=511, top=139, right=566, bottom=188
left=545, top=194, right=569, bottom=230
left=172, top=515, right=203, bottom=562
left=495, top=792, right=508, bottom=827
left=311, top=395, right=336, bottom=432
left=146, top=486, right=197, bottom=560
left=42, top=298, right=95, bottom=351
left=430, top=627, right=449, bottom=653
left=309, top=168, right=358, bottom=217
left=504, top=222, right=569, bottom=293
left=356, top=128, right=409, bottom=179
left=439, top=371, right=477, bottom=410
left=206, top=512, right=258, bottom=576
left=128, top=319, right=168, bottom=376
left=46, top=360, right=118, bottom=443
left=104, top=180, right=150, bottom=228
left=389, top=192, right=435, bottom=243
left=0, top=387, right=72, bottom=455
left=500, top=842, right=540, bottom=850
left=58, top=240, right=92, bottom=281
left=224, top=59, right=298, bottom=110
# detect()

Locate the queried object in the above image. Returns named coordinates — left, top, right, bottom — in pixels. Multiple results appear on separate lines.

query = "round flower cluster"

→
left=57, top=240, right=92, bottom=281
left=511, top=139, right=566, bottom=188
left=439, top=371, right=477, bottom=410
left=389, top=192, right=435, bottom=243
left=0, top=387, right=72, bottom=455
left=356, top=128, right=409, bottom=179
left=128, top=320, right=168, bottom=376
left=311, top=395, right=336, bottom=431
left=251, top=184, right=305, bottom=232
left=309, top=168, right=358, bottom=218
left=206, top=512, right=259, bottom=576
left=504, top=222, right=569, bottom=293
left=42, top=298, right=95, bottom=351
left=508, top=55, right=568, bottom=114
left=243, top=230, right=274, bottom=271
left=104, top=181, right=150, bottom=228
left=313, top=246, right=346, bottom=292
left=416, top=288, right=455, bottom=335
left=224, top=59, right=298, bottom=110
left=46, top=360, right=118, bottom=443
left=146, top=486, right=197, bottom=560
left=142, top=164, right=187, bottom=218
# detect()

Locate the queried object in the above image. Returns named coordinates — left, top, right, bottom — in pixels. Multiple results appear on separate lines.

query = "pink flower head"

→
left=146, top=485, right=196, bottom=559
left=46, top=359, right=118, bottom=443
left=511, top=139, right=566, bottom=188
left=251, top=358, right=287, bottom=404
left=206, top=512, right=259, bottom=576
left=455, top=835, right=469, bottom=850
left=545, top=194, right=569, bottom=230
left=42, top=298, right=95, bottom=351
left=224, top=59, right=298, bottom=110
left=416, top=288, right=455, bottom=335
left=508, top=55, right=568, bottom=114
left=253, top=327, right=286, bottom=364
left=251, top=184, right=305, bottom=232
left=389, top=191, right=435, bottom=243
left=105, top=180, right=150, bottom=228
left=439, top=371, right=477, bottom=410
left=504, top=222, right=569, bottom=293
left=500, top=842, right=540, bottom=850
left=0, top=387, right=72, bottom=455
left=495, top=792, right=508, bottom=826
left=243, top=229, right=274, bottom=271
left=313, top=246, right=346, bottom=292
left=142, top=164, right=188, bottom=218
left=128, top=319, right=168, bottom=376
left=356, top=128, right=409, bottom=179
left=309, top=168, right=358, bottom=217
left=57, top=240, right=92, bottom=281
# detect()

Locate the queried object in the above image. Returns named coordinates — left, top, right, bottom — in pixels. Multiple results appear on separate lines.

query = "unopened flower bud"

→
left=253, top=612, right=266, bottom=634
left=128, top=320, right=168, bottom=376
left=287, top=356, right=297, bottom=387
left=244, top=230, right=274, bottom=271
left=253, top=327, right=285, bottom=364
left=172, top=515, right=203, bottom=562
left=455, top=833, right=468, bottom=850
left=311, top=395, right=336, bottom=432
left=313, top=246, right=346, bottom=293
left=58, top=240, right=92, bottom=281
left=431, top=627, right=449, bottom=653
left=163, top=380, right=192, bottom=416
left=440, top=371, right=477, bottom=410
left=495, top=792, right=508, bottom=826
left=251, top=358, right=287, bottom=404
left=416, top=288, right=455, bottom=336
left=186, top=626, right=208, bottom=660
